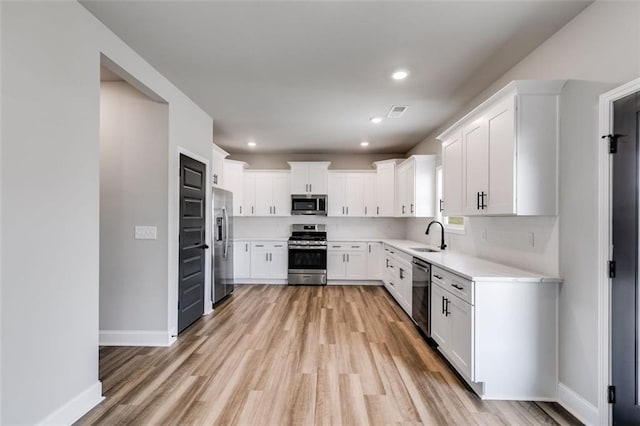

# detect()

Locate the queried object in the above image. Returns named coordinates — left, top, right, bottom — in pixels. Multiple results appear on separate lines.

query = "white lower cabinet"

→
left=366, top=242, right=383, bottom=280
left=382, top=244, right=412, bottom=315
left=431, top=281, right=473, bottom=379
left=327, top=242, right=368, bottom=280
left=250, top=242, right=287, bottom=279
left=233, top=240, right=252, bottom=279
left=428, top=263, right=559, bottom=400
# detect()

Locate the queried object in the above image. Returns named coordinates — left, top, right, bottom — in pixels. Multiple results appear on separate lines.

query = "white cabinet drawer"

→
left=432, top=266, right=474, bottom=305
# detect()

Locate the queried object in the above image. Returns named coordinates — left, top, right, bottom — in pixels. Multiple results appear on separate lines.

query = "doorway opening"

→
left=99, top=58, right=171, bottom=346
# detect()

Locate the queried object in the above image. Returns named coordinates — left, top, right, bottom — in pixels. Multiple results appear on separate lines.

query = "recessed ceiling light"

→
left=370, top=117, right=383, bottom=124
left=392, top=70, right=409, bottom=80
left=360, top=141, right=370, bottom=147
left=247, top=141, right=256, bottom=147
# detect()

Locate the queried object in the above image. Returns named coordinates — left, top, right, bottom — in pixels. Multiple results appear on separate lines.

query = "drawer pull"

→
left=434, top=274, right=443, bottom=280
left=452, top=284, right=464, bottom=290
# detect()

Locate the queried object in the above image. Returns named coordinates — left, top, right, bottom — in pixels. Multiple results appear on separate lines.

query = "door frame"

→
left=597, top=77, right=640, bottom=425
left=172, top=147, right=212, bottom=339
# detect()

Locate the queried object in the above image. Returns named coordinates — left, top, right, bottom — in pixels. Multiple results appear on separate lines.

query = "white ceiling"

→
left=83, top=1, right=590, bottom=154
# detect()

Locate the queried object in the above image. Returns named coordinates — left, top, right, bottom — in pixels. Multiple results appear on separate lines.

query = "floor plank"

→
left=77, top=285, right=582, bottom=425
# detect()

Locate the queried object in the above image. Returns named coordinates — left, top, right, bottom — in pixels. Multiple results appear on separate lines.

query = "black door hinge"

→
left=602, top=134, right=623, bottom=154
left=608, top=385, right=616, bottom=404
left=609, top=260, right=616, bottom=278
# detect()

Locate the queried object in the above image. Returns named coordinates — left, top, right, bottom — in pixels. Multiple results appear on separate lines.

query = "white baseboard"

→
left=99, top=330, right=175, bottom=347
left=328, top=280, right=382, bottom=286
left=557, top=382, right=599, bottom=426
left=37, top=381, right=103, bottom=425
left=235, top=280, right=287, bottom=285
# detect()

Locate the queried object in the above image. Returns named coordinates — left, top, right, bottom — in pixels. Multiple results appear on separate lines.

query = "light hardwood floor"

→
left=78, top=285, right=581, bottom=425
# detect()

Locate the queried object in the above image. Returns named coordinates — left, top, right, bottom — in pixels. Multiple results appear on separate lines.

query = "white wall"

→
left=406, top=0, right=640, bottom=416
left=1, top=2, right=213, bottom=424
left=228, top=152, right=406, bottom=170
left=100, top=82, right=169, bottom=333
left=234, top=216, right=405, bottom=241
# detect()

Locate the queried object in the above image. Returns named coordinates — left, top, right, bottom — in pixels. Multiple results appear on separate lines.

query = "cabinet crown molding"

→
left=212, top=143, right=230, bottom=157
left=223, top=159, right=248, bottom=168
left=372, top=158, right=405, bottom=169
left=437, top=80, right=567, bottom=142
left=287, top=161, right=331, bottom=168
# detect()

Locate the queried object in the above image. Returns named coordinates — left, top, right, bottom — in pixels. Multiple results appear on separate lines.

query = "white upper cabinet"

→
left=222, top=160, right=247, bottom=216
left=244, top=171, right=291, bottom=217
left=363, top=173, right=376, bottom=217
left=438, top=80, right=565, bottom=216
left=288, top=162, right=330, bottom=194
left=373, top=160, right=400, bottom=217
left=327, top=172, right=370, bottom=217
left=211, top=144, right=229, bottom=188
left=442, top=133, right=463, bottom=217
left=243, top=172, right=256, bottom=216
left=396, top=155, right=436, bottom=218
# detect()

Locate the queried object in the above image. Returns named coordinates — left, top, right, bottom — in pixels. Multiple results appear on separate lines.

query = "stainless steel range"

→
left=288, top=224, right=327, bottom=286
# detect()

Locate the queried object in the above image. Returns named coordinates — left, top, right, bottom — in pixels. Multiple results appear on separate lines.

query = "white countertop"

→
left=381, top=239, right=562, bottom=283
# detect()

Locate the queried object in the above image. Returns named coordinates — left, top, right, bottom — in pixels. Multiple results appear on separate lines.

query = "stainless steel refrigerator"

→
left=212, top=188, right=234, bottom=305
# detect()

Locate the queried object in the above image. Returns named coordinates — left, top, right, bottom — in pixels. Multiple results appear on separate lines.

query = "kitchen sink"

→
left=410, top=247, right=440, bottom=253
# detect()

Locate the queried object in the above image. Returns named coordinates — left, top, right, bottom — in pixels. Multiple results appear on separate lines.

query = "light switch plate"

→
left=135, top=226, right=157, bottom=240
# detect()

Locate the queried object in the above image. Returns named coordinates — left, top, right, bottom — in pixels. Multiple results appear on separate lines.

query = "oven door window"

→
left=288, top=248, right=326, bottom=270
left=292, top=199, right=317, bottom=212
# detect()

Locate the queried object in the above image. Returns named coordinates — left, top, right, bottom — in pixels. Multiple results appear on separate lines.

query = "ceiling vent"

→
left=387, top=105, right=408, bottom=118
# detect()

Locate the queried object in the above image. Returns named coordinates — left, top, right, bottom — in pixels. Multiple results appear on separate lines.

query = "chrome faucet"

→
left=425, top=220, right=447, bottom=250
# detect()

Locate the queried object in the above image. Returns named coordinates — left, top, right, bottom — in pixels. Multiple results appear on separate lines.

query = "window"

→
left=435, top=166, right=465, bottom=234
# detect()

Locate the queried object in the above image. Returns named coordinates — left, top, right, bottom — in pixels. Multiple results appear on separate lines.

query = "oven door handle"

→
left=288, top=245, right=327, bottom=250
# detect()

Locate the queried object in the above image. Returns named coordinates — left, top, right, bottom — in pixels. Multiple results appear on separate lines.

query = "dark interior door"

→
left=179, top=154, right=208, bottom=333
left=611, top=91, right=640, bottom=424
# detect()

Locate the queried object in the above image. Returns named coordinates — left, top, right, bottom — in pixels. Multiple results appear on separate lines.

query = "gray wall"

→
left=100, top=81, right=168, bottom=332
left=406, top=0, right=640, bottom=410
left=1, top=2, right=213, bottom=423
left=229, top=152, right=406, bottom=170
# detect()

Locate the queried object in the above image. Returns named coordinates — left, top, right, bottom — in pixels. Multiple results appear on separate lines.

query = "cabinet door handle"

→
left=386, top=259, right=389, bottom=268
left=252, top=206, right=254, bottom=214
left=240, top=206, right=242, bottom=214
left=266, top=253, right=268, bottom=261
left=306, top=184, right=309, bottom=192
left=365, top=206, right=367, bottom=215
left=273, top=206, right=276, bottom=215
left=347, top=253, right=350, bottom=262
left=442, top=296, right=446, bottom=314
left=269, top=253, right=272, bottom=262
left=377, top=206, right=379, bottom=215
left=445, top=298, right=451, bottom=317
left=477, top=192, right=481, bottom=210
left=481, top=192, right=487, bottom=210
left=399, top=268, right=404, bottom=279
left=342, top=253, right=346, bottom=262
left=342, top=206, right=345, bottom=214
left=346, top=206, right=349, bottom=215
left=439, top=199, right=444, bottom=213
left=402, top=205, right=405, bottom=214
left=310, top=184, right=312, bottom=192
left=410, top=203, right=414, bottom=214
left=245, top=243, right=248, bottom=252
left=368, top=245, right=371, bottom=253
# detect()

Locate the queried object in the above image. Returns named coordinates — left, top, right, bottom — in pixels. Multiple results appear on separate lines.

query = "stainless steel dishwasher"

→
left=412, top=258, right=431, bottom=338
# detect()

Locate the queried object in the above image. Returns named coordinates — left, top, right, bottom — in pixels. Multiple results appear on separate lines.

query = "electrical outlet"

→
left=528, top=232, right=535, bottom=247
left=135, top=226, right=157, bottom=240
left=481, top=228, right=487, bottom=241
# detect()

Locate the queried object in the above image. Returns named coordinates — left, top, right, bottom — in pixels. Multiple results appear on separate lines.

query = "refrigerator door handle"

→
left=222, top=206, right=229, bottom=259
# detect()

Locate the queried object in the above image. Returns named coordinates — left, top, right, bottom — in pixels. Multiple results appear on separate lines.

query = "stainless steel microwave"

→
left=291, top=194, right=327, bottom=215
